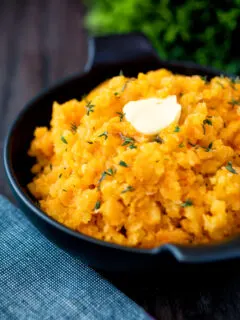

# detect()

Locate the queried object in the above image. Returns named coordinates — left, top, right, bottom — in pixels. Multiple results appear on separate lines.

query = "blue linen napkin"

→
left=0, top=195, right=151, bottom=320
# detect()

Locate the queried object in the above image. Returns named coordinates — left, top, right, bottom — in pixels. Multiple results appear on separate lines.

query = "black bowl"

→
left=4, top=33, right=240, bottom=272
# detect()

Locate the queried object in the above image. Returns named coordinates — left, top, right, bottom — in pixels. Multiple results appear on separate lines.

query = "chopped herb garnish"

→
left=94, top=200, right=101, bottom=210
left=121, top=136, right=135, bottom=146
left=106, top=168, right=116, bottom=176
left=174, top=126, right=180, bottom=133
left=59, top=173, right=62, bottom=178
left=121, top=81, right=128, bottom=92
left=121, top=185, right=135, bottom=194
left=87, top=141, right=93, bottom=144
left=129, top=144, right=137, bottom=149
left=86, top=100, right=95, bottom=115
left=225, top=162, right=237, bottom=174
left=62, top=189, right=67, bottom=192
left=98, top=172, right=107, bottom=185
left=179, top=92, right=183, bottom=97
left=200, top=75, right=207, bottom=82
left=121, top=135, right=137, bottom=149
left=114, top=80, right=130, bottom=96
left=202, top=118, right=213, bottom=134
left=178, top=143, right=184, bottom=148
left=203, top=119, right=213, bottom=126
left=61, top=136, right=68, bottom=144
left=50, top=164, right=52, bottom=170
left=181, top=199, right=193, bottom=207
left=119, top=160, right=128, bottom=167
left=203, top=142, right=213, bottom=152
left=70, top=122, right=78, bottom=133
left=98, top=131, right=108, bottom=140
left=116, top=112, right=125, bottom=122
left=229, top=98, right=240, bottom=107
left=188, top=141, right=197, bottom=147
left=98, top=168, right=116, bottom=186
left=119, top=70, right=124, bottom=76
left=154, top=136, right=164, bottom=144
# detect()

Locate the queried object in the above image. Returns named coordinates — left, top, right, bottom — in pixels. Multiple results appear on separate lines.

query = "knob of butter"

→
left=123, top=96, right=182, bottom=135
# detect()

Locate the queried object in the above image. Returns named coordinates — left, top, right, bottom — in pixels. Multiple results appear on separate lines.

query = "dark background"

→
left=1, top=1, right=240, bottom=319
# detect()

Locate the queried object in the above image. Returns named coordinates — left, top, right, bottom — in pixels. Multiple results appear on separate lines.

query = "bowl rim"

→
left=3, top=34, right=240, bottom=264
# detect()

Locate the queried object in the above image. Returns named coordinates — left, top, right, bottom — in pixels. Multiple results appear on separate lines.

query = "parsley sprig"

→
left=61, top=136, right=68, bottom=144
left=98, top=131, right=108, bottom=140
left=174, top=126, right=180, bottom=133
left=86, top=100, right=95, bottom=115
left=181, top=199, right=193, bottom=207
left=70, top=122, right=78, bottom=133
left=203, top=142, right=213, bottom=152
left=225, top=162, right=237, bottom=174
left=202, top=118, right=212, bottom=134
left=121, top=135, right=137, bottom=149
left=98, top=168, right=116, bottom=186
left=94, top=200, right=101, bottom=210
left=119, top=160, right=128, bottom=167
left=116, top=112, right=125, bottom=122
left=121, top=185, right=135, bottom=194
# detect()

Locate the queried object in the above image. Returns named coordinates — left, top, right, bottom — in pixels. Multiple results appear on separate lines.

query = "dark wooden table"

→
left=1, top=1, right=240, bottom=319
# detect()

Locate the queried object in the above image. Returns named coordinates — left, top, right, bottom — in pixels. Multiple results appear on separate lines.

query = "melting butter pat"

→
left=123, top=96, right=182, bottom=135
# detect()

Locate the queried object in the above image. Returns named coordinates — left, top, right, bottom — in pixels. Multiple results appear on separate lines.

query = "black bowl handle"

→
left=86, top=32, right=159, bottom=69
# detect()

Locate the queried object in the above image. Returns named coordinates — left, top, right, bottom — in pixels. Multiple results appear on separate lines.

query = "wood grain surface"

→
left=0, top=1, right=239, bottom=319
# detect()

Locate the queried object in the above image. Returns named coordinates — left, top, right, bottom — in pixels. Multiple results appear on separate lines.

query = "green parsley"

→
left=188, top=141, right=197, bottom=147
left=119, top=160, right=128, bottom=167
left=202, top=118, right=212, bottom=134
left=98, top=131, right=108, bottom=140
left=50, top=164, right=52, bottom=170
left=129, top=144, right=137, bottom=149
left=119, top=70, right=124, bottom=76
left=203, top=142, right=213, bottom=152
left=94, top=200, right=101, bottom=210
left=116, top=112, right=125, bottom=122
left=98, top=168, right=116, bottom=186
left=62, top=189, right=67, bottom=192
left=181, top=199, right=193, bottom=207
left=86, top=100, right=95, bottom=115
left=229, top=99, right=240, bottom=107
left=59, top=173, right=62, bottom=178
left=225, top=162, right=237, bottom=174
left=203, top=119, right=212, bottom=126
left=87, top=141, right=93, bottom=144
left=121, top=185, right=135, bottom=194
left=114, top=80, right=129, bottom=96
left=61, top=136, right=68, bottom=144
left=178, top=143, right=184, bottom=148
left=98, top=172, right=107, bottom=185
left=121, top=136, right=135, bottom=146
left=105, top=168, right=116, bottom=176
left=174, top=126, right=180, bottom=133
left=70, top=122, right=78, bottom=133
